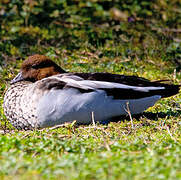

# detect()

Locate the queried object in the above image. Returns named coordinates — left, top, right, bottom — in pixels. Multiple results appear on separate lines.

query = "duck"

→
left=3, top=54, right=180, bottom=130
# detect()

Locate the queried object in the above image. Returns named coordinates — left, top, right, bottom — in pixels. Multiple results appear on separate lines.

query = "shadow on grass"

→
left=110, top=110, right=181, bottom=123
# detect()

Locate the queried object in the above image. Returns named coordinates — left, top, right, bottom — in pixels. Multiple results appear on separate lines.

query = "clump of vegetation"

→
left=1, top=0, right=181, bottom=62
left=0, top=1, right=181, bottom=179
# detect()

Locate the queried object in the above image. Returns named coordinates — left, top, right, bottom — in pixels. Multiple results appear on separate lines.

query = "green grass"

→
left=0, top=117, right=181, bottom=180
left=0, top=1, right=181, bottom=179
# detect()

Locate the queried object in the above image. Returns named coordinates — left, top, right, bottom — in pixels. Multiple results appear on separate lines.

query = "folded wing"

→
left=38, top=73, right=180, bottom=100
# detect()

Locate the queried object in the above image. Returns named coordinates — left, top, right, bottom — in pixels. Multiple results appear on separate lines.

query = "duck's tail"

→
left=158, top=84, right=180, bottom=98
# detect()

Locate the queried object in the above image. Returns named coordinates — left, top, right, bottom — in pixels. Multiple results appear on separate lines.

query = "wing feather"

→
left=56, top=74, right=165, bottom=92
left=37, top=73, right=179, bottom=99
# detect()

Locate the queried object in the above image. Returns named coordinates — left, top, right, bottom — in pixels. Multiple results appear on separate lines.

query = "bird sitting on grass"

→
left=3, top=54, right=180, bottom=130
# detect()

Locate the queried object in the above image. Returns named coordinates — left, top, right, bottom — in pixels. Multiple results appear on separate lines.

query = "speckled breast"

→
left=3, top=82, right=40, bottom=130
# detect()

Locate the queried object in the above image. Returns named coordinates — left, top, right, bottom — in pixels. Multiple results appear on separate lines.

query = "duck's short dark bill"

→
left=11, top=72, right=24, bottom=84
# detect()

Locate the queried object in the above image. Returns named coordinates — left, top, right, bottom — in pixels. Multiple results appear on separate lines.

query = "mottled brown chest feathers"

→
left=3, top=82, right=39, bottom=130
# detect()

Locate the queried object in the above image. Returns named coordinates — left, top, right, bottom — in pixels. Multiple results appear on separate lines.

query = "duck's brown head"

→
left=11, top=54, right=66, bottom=84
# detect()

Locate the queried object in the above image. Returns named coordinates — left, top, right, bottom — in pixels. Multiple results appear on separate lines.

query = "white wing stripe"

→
left=48, top=75, right=165, bottom=92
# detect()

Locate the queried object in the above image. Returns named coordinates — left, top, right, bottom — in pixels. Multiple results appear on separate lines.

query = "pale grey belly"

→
left=37, top=88, right=161, bottom=128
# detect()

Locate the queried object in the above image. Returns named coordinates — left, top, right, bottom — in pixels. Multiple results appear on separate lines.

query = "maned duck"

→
left=3, top=54, right=180, bottom=130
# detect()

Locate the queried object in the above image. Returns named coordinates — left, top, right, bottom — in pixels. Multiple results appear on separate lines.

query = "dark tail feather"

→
left=159, top=84, right=180, bottom=98
left=152, top=80, right=171, bottom=83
